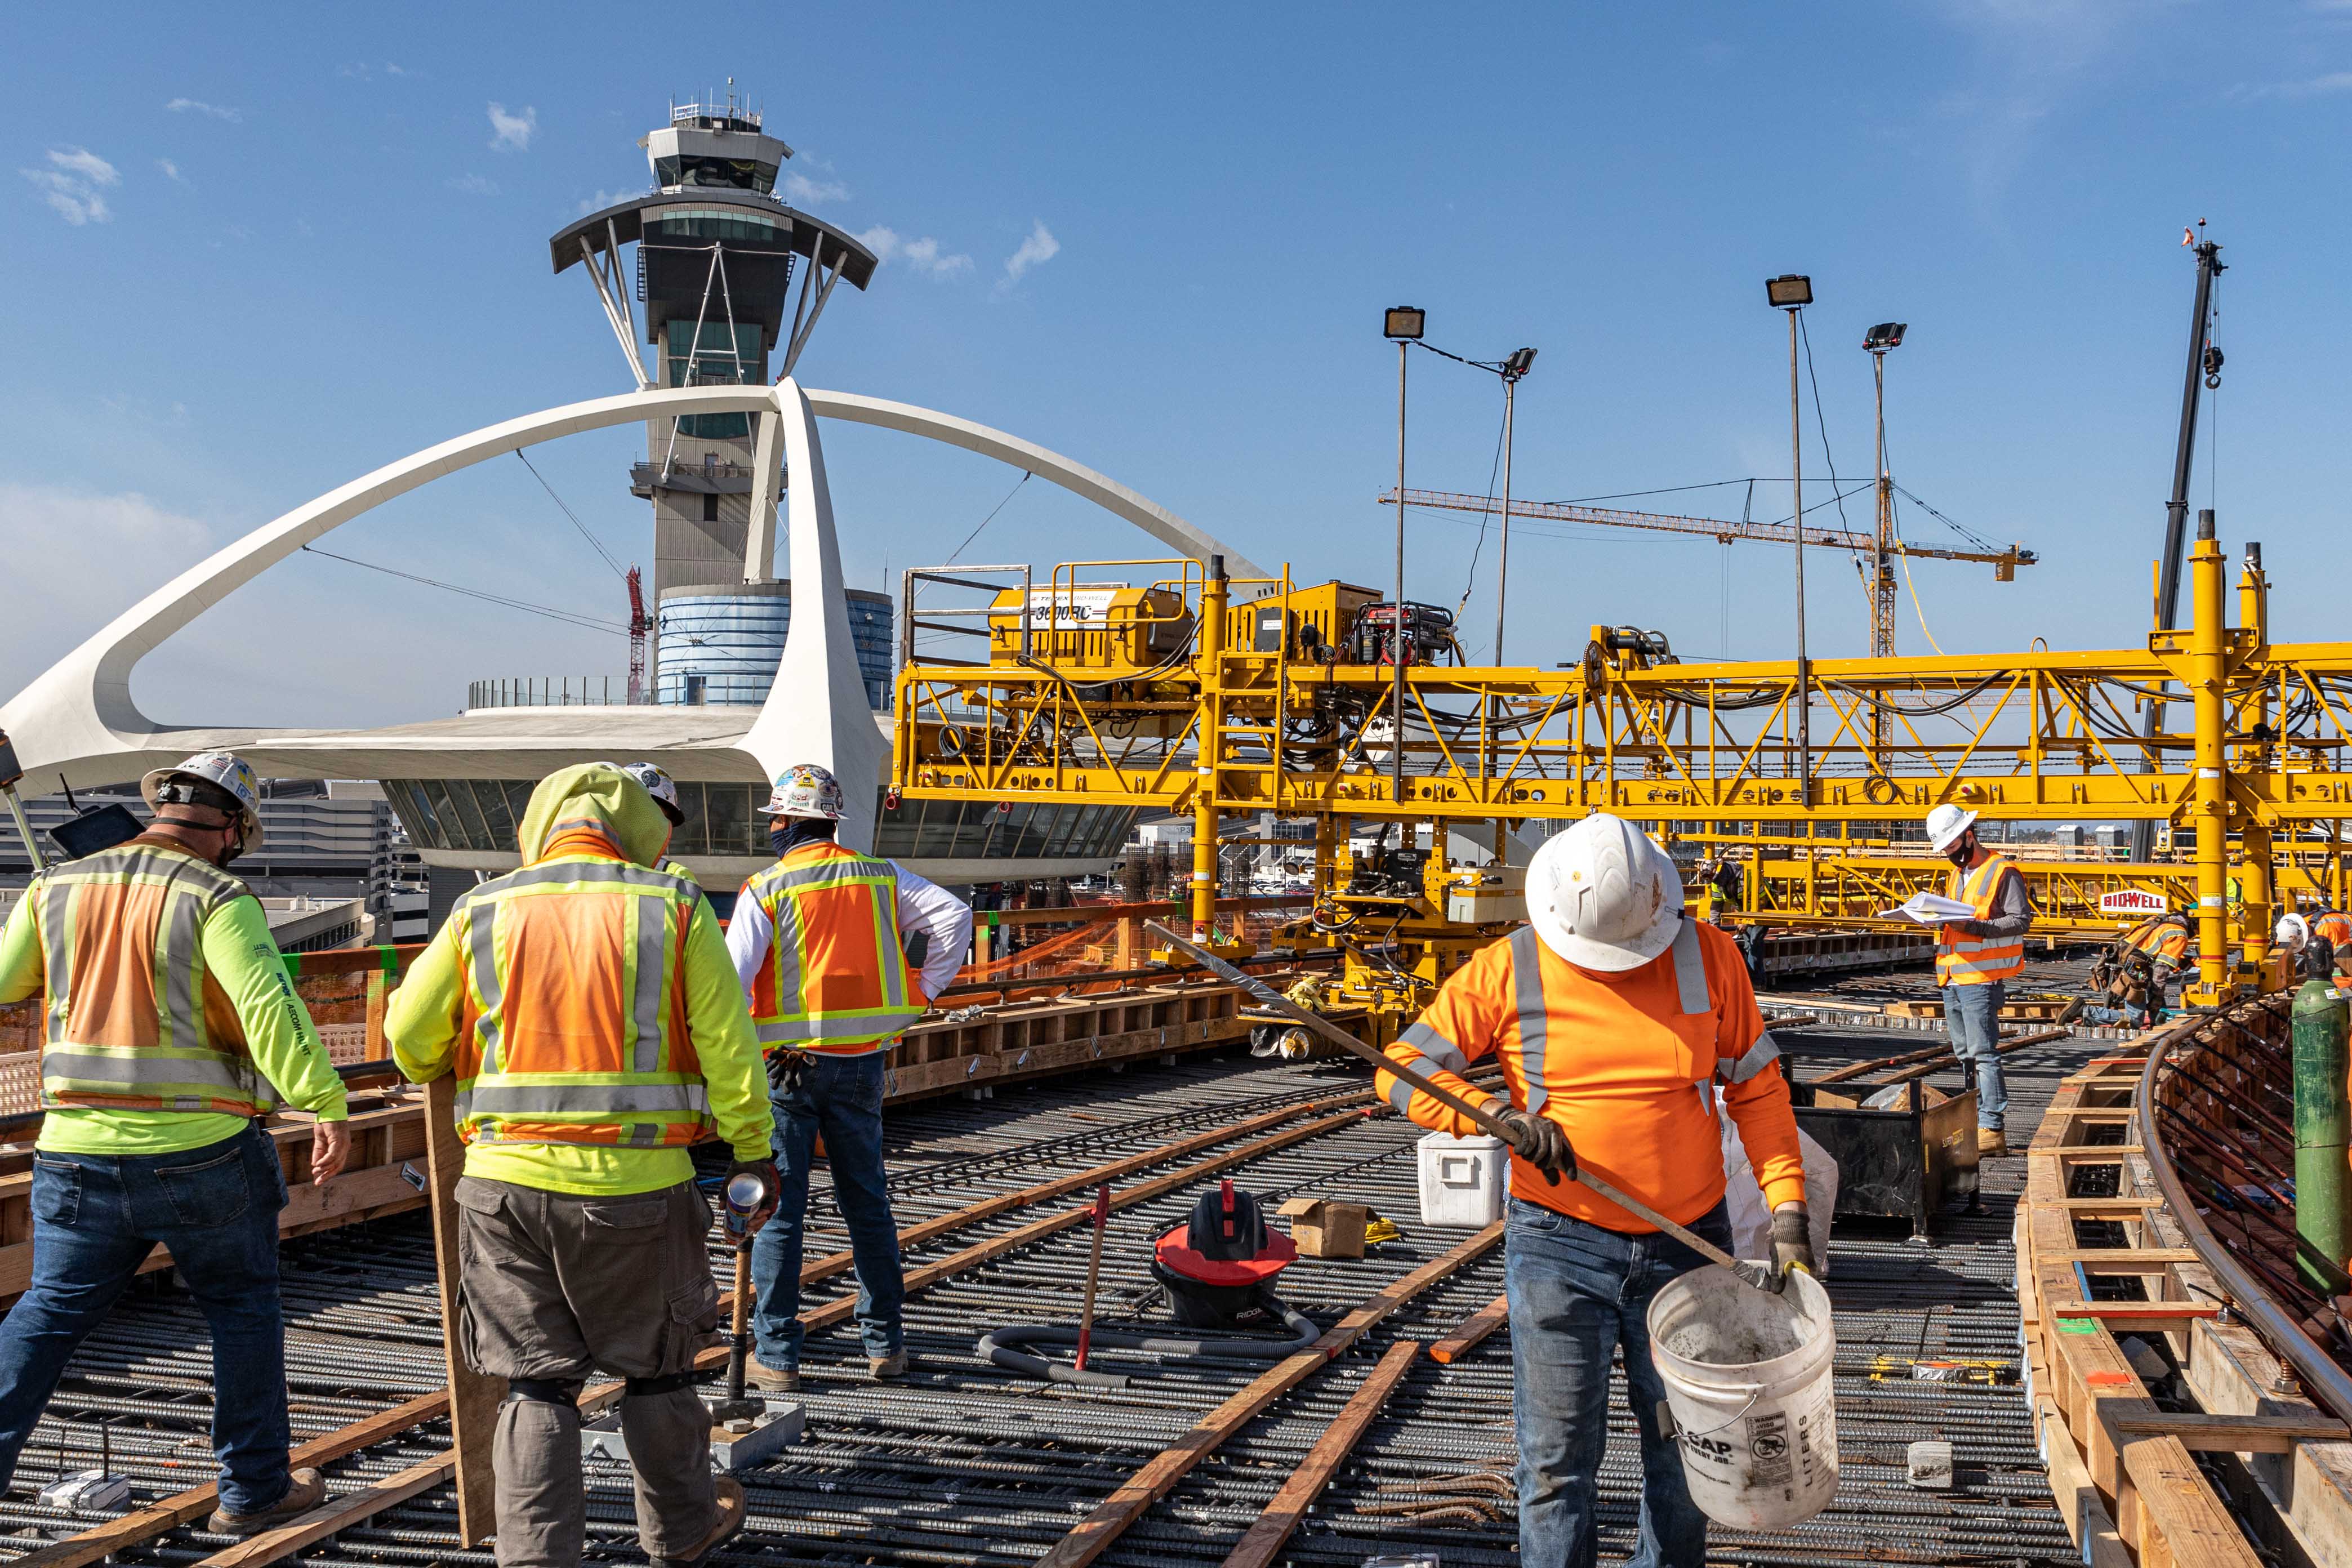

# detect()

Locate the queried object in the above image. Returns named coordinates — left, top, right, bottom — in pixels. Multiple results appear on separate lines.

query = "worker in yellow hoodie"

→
left=0, top=750, right=350, bottom=1538
left=388, top=765, right=774, bottom=1568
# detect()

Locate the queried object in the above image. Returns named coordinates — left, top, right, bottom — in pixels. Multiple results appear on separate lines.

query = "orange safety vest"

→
left=1936, top=852, right=2025, bottom=986
left=448, top=852, right=711, bottom=1149
left=743, top=840, right=929, bottom=1055
left=2124, top=915, right=2189, bottom=968
left=32, top=839, right=276, bottom=1116
left=2315, top=911, right=2352, bottom=951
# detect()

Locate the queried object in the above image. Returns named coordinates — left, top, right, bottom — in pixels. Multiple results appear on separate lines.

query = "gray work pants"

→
left=455, top=1177, right=721, bottom=1567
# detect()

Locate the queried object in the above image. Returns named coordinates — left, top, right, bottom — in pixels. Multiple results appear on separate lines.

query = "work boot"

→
left=745, top=1359, right=800, bottom=1394
left=868, top=1350, right=908, bottom=1380
left=1977, top=1127, right=2010, bottom=1157
left=207, top=1468, right=327, bottom=1536
left=650, top=1477, right=747, bottom=1567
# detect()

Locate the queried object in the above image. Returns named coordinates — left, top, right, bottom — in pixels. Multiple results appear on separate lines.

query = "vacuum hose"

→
left=978, top=1298, right=1321, bottom=1390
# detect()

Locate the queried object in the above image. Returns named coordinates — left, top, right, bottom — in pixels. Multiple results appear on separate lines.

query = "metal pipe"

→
left=2138, top=1014, right=2352, bottom=1424
left=2291, top=973, right=2351, bottom=1292
left=1391, top=340, right=1409, bottom=806
left=2190, top=512, right=2229, bottom=996
left=1192, top=557, right=1229, bottom=943
left=1787, top=304, right=1811, bottom=804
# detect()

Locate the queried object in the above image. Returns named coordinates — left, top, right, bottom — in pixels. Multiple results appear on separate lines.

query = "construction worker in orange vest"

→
left=2085, top=908, right=2189, bottom=1028
left=1377, top=814, right=1810, bottom=1568
left=388, top=764, right=775, bottom=1568
left=0, top=750, right=351, bottom=1536
left=1925, top=804, right=2033, bottom=1157
left=728, top=763, right=972, bottom=1392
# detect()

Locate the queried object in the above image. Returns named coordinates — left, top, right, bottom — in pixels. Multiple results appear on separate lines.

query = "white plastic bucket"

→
left=1415, top=1132, right=1506, bottom=1227
left=1647, top=1264, right=1839, bottom=1529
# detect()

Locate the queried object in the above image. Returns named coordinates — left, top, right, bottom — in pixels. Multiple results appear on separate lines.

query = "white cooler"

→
left=1416, top=1132, right=1508, bottom=1227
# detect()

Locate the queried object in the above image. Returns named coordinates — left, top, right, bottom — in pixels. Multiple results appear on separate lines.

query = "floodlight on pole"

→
left=1384, top=306, right=1426, bottom=341
left=1864, top=321, right=1906, bottom=353
left=1767, top=274, right=1813, bottom=802
left=1384, top=307, right=1421, bottom=802
left=1865, top=322, right=1908, bottom=677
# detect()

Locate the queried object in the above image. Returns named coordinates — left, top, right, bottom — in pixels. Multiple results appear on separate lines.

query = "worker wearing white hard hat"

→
left=0, top=750, right=351, bottom=1535
left=1924, top=803, right=2033, bottom=1156
left=1375, top=813, right=1810, bottom=1567
left=613, top=761, right=703, bottom=887
left=728, top=763, right=973, bottom=1391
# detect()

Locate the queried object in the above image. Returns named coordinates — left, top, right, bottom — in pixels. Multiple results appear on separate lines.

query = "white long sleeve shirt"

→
left=727, top=857, right=973, bottom=1005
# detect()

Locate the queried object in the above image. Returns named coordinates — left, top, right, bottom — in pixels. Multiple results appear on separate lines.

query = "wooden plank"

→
left=0, top=1391, right=454, bottom=1568
left=2039, top=1145, right=2146, bottom=1158
left=1037, top=1224, right=1504, bottom=1568
left=186, top=1455, right=454, bottom=1567
left=2035, top=1395, right=2137, bottom=1568
left=1217, top=1340, right=1422, bottom=1568
left=2113, top=1412, right=2351, bottom=1453
left=422, top=1075, right=501, bottom=1548
left=1430, top=1293, right=1510, bottom=1365
left=2047, top=1302, right=2222, bottom=1331
left=2121, top=1435, right=2266, bottom=1567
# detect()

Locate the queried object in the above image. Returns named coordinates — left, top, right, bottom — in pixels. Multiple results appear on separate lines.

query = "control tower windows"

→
left=646, top=209, right=783, bottom=243
left=653, top=154, right=776, bottom=194
left=664, top=320, right=765, bottom=439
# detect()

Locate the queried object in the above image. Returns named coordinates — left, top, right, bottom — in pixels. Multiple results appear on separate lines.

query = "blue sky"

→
left=5, top=2, right=2351, bottom=734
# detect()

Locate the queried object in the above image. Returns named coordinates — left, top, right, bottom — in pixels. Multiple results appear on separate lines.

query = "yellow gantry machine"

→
left=893, top=516, right=2352, bottom=1043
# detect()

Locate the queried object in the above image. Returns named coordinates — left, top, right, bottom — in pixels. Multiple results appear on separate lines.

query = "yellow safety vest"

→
left=33, top=839, right=276, bottom=1116
left=1936, top=853, right=2025, bottom=986
left=2124, top=916, right=2188, bottom=968
left=743, top=840, right=928, bottom=1055
left=450, top=852, right=713, bottom=1149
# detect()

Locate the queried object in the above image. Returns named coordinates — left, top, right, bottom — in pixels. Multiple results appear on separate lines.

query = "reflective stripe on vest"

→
left=451, top=857, right=709, bottom=1150
left=33, top=843, right=274, bottom=1116
left=2127, top=917, right=2188, bottom=966
left=745, top=843, right=926, bottom=1054
left=1935, top=853, right=2024, bottom=985
left=1501, top=917, right=1726, bottom=1121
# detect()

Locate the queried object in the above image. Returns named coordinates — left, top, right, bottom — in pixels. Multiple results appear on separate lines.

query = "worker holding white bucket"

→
left=1378, top=814, right=1815, bottom=1567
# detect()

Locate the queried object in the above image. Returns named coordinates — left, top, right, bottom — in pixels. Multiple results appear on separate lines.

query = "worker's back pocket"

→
left=155, top=1143, right=251, bottom=1230
left=581, top=1198, right=666, bottom=1240
left=31, top=1159, right=81, bottom=1227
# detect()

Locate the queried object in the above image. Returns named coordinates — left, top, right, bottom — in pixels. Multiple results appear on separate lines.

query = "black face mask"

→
left=1944, top=836, right=1974, bottom=869
left=216, top=824, right=248, bottom=868
left=770, top=818, right=836, bottom=858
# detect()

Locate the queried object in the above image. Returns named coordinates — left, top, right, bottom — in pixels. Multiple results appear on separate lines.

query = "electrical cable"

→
left=1454, top=395, right=1512, bottom=644
left=299, top=546, right=626, bottom=634
left=947, top=471, right=1031, bottom=564
left=514, top=449, right=627, bottom=582
left=1794, top=311, right=1866, bottom=573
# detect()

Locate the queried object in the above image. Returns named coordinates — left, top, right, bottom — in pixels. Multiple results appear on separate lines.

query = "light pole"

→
left=1766, top=274, right=1813, bottom=802
left=1864, top=322, right=1906, bottom=768
left=1493, top=346, right=1537, bottom=665
left=1383, top=306, right=1424, bottom=806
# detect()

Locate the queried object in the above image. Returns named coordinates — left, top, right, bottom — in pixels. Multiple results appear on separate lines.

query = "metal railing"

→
left=466, top=676, right=649, bottom=710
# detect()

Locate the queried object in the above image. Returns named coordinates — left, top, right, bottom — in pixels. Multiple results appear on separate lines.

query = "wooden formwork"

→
left=2017, top=1041, right=2352, bottom=1567
left=0, top=945, right=1281, bottom=1303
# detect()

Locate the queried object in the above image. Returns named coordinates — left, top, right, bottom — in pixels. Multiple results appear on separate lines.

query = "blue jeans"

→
left=1505, top=1195, right=1732, bottom=1568
left=750, top=1052, right=905, bottom=1367
left=0, top=1124, right=293, bottom=1513
left=1943, top=981, right=2010, bottom=1131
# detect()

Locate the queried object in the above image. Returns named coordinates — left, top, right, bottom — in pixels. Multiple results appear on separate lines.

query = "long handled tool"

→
left=712, top=1170, right=768, bottom=1424
left=1144, top=921, right=1784, bottom=1293
left=1073, top=1182, right=1111, bottom=1372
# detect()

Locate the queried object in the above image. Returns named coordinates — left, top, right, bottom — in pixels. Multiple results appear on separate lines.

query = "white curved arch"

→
left=0, top=383, right=1257, bottom=783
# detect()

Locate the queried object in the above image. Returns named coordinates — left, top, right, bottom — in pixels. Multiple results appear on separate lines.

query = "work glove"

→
left=1495, top=1108, right=1576, bottom=1186
left=724, top=1158, right=781, bottom=1241
left=1771, top=1202, right=1815, bottom=1280
left=765, top=1047, right=810, bottom=1098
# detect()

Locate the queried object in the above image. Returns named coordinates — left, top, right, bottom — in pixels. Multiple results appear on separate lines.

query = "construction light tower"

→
left=545, top=89, right=892, bottom=706
left=1863, top=322, right=1906, bottom=665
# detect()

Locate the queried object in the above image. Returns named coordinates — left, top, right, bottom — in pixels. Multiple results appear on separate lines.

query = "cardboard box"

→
left=1275, top=1197, right=1370, bottom=1259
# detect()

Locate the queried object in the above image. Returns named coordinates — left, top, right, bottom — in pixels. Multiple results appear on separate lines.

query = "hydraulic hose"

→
left=977, top=1299, right=1321, bottom=1390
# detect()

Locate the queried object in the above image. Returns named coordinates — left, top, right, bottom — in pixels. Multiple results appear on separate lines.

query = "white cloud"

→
left=21, top=147, right=118, bottom=225
left=385, top=63, right=407, bottom=76
left=448, top=173, right=501, bottom=197
left=0, top=484, right=213, bottom=697
left=779, top=170, right=850, bottom=204
left=2257, top=70, right=2352, bottom=97
left=157, top=158, right=184, bottom=182
left=488, top=103, right=537, bottom=152
left=859, top=225, right=973, bottom=279
left=577, top=187, right=635, bottom=213
left=165, top=97, right=240, bottom=122
left=1002, top=219, right=1061, bottom=285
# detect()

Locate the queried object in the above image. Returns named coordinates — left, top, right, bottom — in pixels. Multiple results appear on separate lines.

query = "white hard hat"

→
left=2276, top=912, right=2310, bottom=948
left=1925, top=803, right=1979, bottom=853
left=141, top=750, right=263, bottom=845
left=618, top=761, right=684, bottom=826
left=1526, top=813, right=1683, bottom=972
left=756, top=763, right=845, bottom=820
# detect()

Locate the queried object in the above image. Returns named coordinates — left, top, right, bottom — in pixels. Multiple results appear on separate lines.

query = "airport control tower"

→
left=548, top=91, right=888, bottom=706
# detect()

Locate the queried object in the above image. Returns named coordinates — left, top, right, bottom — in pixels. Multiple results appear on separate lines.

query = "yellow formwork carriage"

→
left=894, top=534, right=2352, bottom=1027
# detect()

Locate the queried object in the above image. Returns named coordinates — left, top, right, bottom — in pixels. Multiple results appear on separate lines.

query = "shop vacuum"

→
left=979, top=1181, right=1321, bottom=1389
